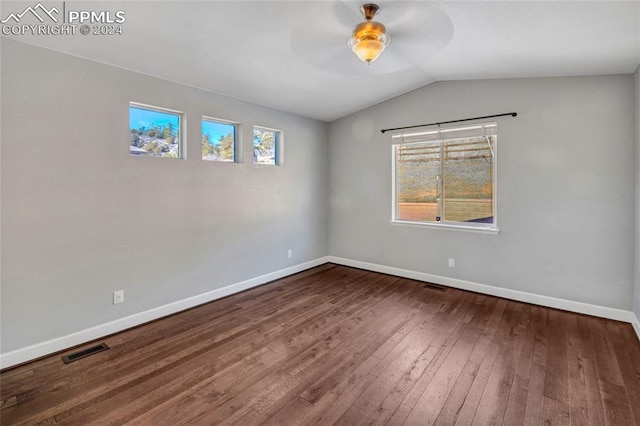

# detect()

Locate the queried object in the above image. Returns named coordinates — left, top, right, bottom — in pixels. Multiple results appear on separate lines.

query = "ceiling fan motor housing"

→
left=352, top=21, right=387, bottom=42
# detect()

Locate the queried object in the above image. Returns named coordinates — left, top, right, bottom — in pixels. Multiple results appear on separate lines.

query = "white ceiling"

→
left=3, top=1, right=640, bottom=122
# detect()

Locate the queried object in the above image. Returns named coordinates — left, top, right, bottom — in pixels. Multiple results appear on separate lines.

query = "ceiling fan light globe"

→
left=351, top=38, right=386, bottom=63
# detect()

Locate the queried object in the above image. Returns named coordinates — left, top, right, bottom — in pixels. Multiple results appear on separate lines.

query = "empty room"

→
left=1, top=1, right=640, bottom=425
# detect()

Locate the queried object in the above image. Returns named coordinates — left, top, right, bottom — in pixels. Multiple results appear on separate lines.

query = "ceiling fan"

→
left=347, top=3, right=390, bottom=64
left=290, top=1, right=454, bottom=75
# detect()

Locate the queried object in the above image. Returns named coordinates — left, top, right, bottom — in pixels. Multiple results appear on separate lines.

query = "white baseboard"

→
left=0, top=256, right=331, bottom=370
left=632, top=313, right=640, bottom=341
left=327, top=256, right=640, bottom=339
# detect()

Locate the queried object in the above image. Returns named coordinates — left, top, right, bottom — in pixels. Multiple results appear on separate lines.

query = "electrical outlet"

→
left=287, top=249, right=293, bottom=258
left=448, top=258, right=455, bottom=268
left=113, top=290, right=124, bottom=304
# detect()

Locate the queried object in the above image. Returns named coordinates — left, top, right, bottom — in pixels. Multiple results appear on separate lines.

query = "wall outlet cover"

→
left=113, top=290, right=124, bottom=304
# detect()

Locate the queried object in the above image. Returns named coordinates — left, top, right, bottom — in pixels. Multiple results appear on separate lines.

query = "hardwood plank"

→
left=540, top=396, right=571, bottom=425
left=582, top=358, right=607, bottom=426
left=386, top=403, right=413, bottom=426
left=600, top=381, right=635, bottom=426
left=589, top=317, right=625, bottom=386
left=398, top=292, right=480, bottom=410
left=567, top=315, right=606, bottom=426
left=470, top=301, right=526, bottom=425
left=567, top=313, right=589, bottom=426
left=305, top=363, right=380, bottom=425
left=458, top=302, right=539, bottom=426
left=434, top=298, right=508, bottom=426
left=605, top=322, right=640, bottom=424
left=523, top=363, right=547, bottom=426
left=502, top=305, right=544, bottom=426
left=250, top=302, right=423, bottom=423
left=333, top=345, right=439, bottom=425
left=543, top=309, right=571, bottom=404
left=403, top=297, right=497, bottom=426
left=271, top=304, right=424, bottom=423
left=261, top=396, right=314, bottom=426
left=625, top=387, right=640, bottom=426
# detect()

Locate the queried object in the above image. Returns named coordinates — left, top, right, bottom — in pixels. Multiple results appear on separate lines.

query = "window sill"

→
left=389, top=220, right=499, bottom=234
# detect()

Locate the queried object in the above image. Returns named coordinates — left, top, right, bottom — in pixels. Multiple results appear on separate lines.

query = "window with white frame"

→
left=392, top=122, right=497, bottom=230
left=253, top=126, right=281, bottom=165
left=202, top=117, right=238, bottom=162
left=129, top=103, right=182, bottom=158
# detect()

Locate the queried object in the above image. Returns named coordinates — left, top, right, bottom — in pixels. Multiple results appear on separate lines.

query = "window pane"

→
left=442, top=136, right=495, bottom=223
left=253, top=127, right=278, bottom=165
left=129, top=105, right=181, bottom=158
left=202, top=119, right=236, bottom=162
left=396, top=141, right=441, bottom=222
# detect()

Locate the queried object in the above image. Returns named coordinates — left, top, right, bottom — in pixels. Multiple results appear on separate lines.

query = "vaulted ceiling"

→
left=3, top=1, right=639, bottom=121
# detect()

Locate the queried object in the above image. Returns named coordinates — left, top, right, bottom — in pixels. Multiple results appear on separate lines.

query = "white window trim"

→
left=201, top=115, right=241, bottom=163
left=390, top=122, right=498, bottom=232
left=129, top=101, right=185, bottom=159
left=389, top=220, right=499, bottom=234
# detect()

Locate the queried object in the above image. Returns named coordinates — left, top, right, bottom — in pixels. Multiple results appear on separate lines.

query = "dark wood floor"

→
left=2, top=264, right=639, bottom=425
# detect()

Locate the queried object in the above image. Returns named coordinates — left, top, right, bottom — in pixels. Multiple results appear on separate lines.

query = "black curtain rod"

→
left=380, top=112, right=518, bottom=134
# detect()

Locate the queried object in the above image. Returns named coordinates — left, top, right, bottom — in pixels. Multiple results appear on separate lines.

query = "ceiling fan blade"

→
left=290, top=24, right=356, bottom=73
left=370, top=45, right=419, bottom=73
left=387, top=3, right=454, bottom=63
left=333, top=1, right=364, bottom=29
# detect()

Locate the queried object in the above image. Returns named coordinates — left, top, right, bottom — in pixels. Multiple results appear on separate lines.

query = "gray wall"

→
left=635, top=65, right=640, bottom=321
left=0, top=39, right=329, bottom=353
left=328, top=75, right=636, bottom=310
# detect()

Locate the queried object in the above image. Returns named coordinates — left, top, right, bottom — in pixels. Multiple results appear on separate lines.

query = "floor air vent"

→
left=424, top=283, right=447, bottom=291
left=62, top=343, right=109, bottom=364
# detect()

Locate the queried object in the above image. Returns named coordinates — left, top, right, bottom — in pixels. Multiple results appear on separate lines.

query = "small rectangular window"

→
left=392, top=123, right=497, bottom=230
left=129, top=103, right=182, bottom=158
left=253, top=126, right=282, bottom=165
left=202, top=117, right=237, bottom=162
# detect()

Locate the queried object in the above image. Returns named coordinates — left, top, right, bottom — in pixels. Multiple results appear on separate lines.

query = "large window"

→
left=392, top=123, right=497, bottom=230
left=202, top=117, right=237, bottom=162
left=129, top=103, right=182, bottom=158
left=253, top=126, right=281, bottom=165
